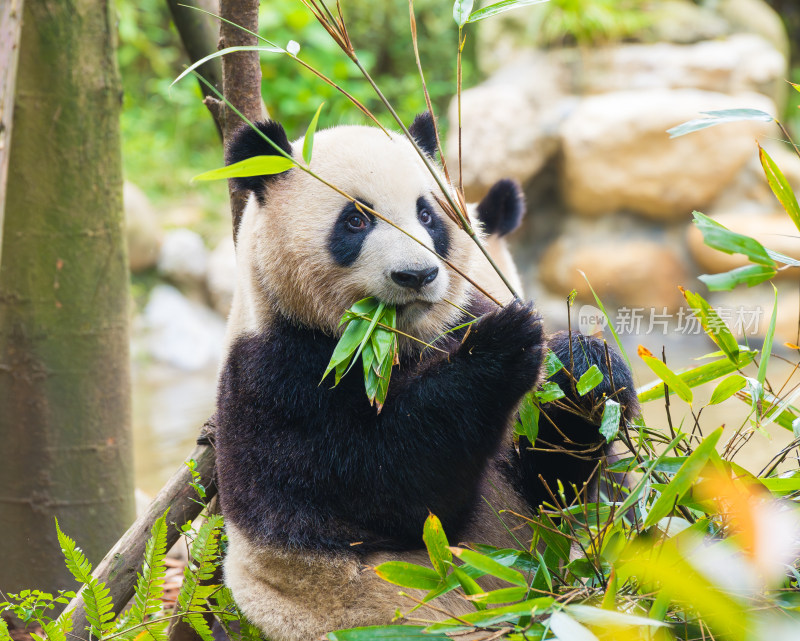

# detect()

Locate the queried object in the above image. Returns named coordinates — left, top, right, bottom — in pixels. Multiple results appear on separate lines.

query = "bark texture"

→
left=0, top=0, right=24, bottom=267
left=219, top=0, right=265, bottom=238
left=0, top=0, right=134, bottom=593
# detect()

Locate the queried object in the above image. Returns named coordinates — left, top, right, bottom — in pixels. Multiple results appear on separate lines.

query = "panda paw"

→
left=461, top=300, right=544, bottom=374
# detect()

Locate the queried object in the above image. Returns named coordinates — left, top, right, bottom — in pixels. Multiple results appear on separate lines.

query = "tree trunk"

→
left=219, top=0, right=265, bottom=239
left=0, top=0, right=25, bottom=268
left=0, top=0, right=134, bottom=595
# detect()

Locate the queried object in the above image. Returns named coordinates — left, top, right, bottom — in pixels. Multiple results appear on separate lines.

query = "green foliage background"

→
left=116, top=0, right=474, bottom=213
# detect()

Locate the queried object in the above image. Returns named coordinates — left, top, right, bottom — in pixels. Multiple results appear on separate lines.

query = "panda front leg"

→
left=517, top=331, right=640, bottom=508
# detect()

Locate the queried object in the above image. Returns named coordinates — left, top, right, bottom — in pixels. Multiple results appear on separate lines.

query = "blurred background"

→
left=122, top=0, right=800, bottom=498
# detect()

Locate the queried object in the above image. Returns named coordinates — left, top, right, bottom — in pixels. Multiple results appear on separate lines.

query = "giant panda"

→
left=214, top=113, right=638, bottom=641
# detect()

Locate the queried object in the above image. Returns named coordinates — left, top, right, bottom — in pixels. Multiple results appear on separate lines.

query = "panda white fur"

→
left=214, top=113, right=638, bottom=641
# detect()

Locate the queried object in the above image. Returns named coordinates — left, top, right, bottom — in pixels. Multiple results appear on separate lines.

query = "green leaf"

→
left=667, top=108, right=774, bottom=138
left=467, top=0, right=550, bottom=22
left=346, top=301, right=386, bottom=377
left=425, top=598, right=554, bottom=633
left=643, top=428, right=723, bottom=528
left=708, top=374, right=747, bottom=405
left=681, top=288, right=740, bottom=364
left=692, top=211, right=776, bottom=267
left=639, top=349, right=693, bottom=405
left=757, top=285, right=778, bottom=386
left=451, top=568, right=486, bottom=610
left=322, top=318, right=370, bottom=384
left=699, top=264, right=777, bottom=291
left=450, top=548, right=527, bottom=586
left=55, top=519, right=93, bottom=584
left=576, top=365, right=603, bottom=395
left=599, top=399, right=621, bottom=442
left=467, top=586, right=528, bottom=605
left=423, top=514, right=451, bottom=579
left=193, top=155, right=296, bottom=182
left=453, top=0, right=475, bottom=26
left=374, top=562, right=442, bottom=590
left=535, top=381, right=565, bottom=403
left=543, top=348, right=565, bottom=378
left=566, top=604, right=669, bottom=629
left=759, top=144, right=800, bottom=232
left=329, top=627, right=449, bottom=641
left=533, top=514, right=570, bottom=562
left=516, top=392, right=540, bottom=442
left=302, top=102, right=325, bottom=165
left=172, top=45, right=284, bottom=87
left=638, top=349, right=756, bottom=402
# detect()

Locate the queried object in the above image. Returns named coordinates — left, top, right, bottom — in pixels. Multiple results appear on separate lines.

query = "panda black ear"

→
left=476, top=179, right=526, bottom=237
left=408, top=112, right=438, bottom=158
left=225, top=120, right=293, bottom=198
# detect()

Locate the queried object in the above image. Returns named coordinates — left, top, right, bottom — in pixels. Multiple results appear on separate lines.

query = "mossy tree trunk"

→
left=0, top=0, right=134, bottom=594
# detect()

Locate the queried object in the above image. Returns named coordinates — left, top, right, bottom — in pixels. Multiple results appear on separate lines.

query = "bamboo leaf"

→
left=681, top=288, right=740, bottom=364
left=599, top=399, right=621, bottom=442
left=535, top=381, right=565, bottom=403
left=425, top=598, right=554, bottom=633
left=451, top=568, right=486, bottom=610
left=692, top=211, right=776, bottom=267
left=576, top=364, right=603, bottom=395
left=638, top=346, right=693, bottom=405
left=322, top=318, right=369, bottom=384
left=193, top=155, right=296, bottom=182
left=643, top=428, right=723, bottom=528
left=302, top=102, right=325, bottom=165
left=449, top=548, right=527, bottom=586
left=423, top=514, right=451, bottom=579
left=329, top=627, right=449, bottom=640
left=549, top=611, right=599, bottom=641
left=543, top=349, right=565, bottom=378
left=757, top=285, right=779, bottom=386
left=759, top=144, right=800, bottom=232
left=698, top=264, right=777, bottom=291
left=374, top=562, right=443, bottom=590
left=466, top=586, right=528, bottom=605
left=708, top=374, right=747, bottom=405
left=172, top=45, right=283, bottom=87
left=667, top=108, right=774, bottom=138
left=467, top=0, right=550, bottom=22
left=566, top=604, right=670, bottom=628
left=637, top=350, right=757, bottom=403
left=453, top=0, right=475, bottom=26
left=516, top=392, right=540, bottom=442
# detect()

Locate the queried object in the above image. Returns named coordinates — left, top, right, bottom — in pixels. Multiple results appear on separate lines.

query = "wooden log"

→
left=65, top=440, right=217, bottom=640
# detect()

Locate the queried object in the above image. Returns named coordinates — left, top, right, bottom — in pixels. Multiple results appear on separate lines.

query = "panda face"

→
left=228, top=122, right=480, bottom=347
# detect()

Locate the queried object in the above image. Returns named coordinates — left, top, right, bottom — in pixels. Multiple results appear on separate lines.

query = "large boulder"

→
left=157, top=228, right=210, bottom=289
left=445, top=53, right=568, bottom=201
left=686, top=210, right=800, bottom=281
left=539, top=234, right=689, bottom=311
left=124, top=182, right=162, bottom=273
left=574, top=35, right=786, bottom=105
left=559, top=89, right=776, bottom=221
left=718, top=0, right=790, bottom=61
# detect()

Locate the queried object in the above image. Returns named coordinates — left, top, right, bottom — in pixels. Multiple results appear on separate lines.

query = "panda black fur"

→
left=215, top=113, right=638, bottom=640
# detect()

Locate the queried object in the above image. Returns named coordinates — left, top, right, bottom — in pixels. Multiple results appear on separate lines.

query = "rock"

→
left=718, top=0, right=790, bottom=62
left=686, top=210, right=800, bottom=281
left=124, top=182, right=162, bottom=273
left=206, top=236, right=237, bottom=317
left=559, top=89, right=776, bottom=220
left=648, top=0, right=731, bottom=44
left=157, top=229, right=209, bottom=288
left=445, top=53, right=569, bottom=201
left=141, top=284, right=226, bottom=371
left=574, top=35, right=787, bottom=105
left=539, top=236, right=689, bottom=311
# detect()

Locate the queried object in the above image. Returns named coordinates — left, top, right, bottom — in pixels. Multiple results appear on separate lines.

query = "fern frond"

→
left=174, top=515, right=224, bottom=641
left=54, top=519, right=93, bottom=584
left=129, top=512, right=169, bottom=625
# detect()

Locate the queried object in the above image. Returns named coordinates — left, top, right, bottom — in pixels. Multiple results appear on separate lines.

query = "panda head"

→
left=227, top=113, right=482, bottom=346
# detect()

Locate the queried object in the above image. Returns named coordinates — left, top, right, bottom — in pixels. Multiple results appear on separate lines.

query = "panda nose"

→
left=391, top=267, right=439, bottom=290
